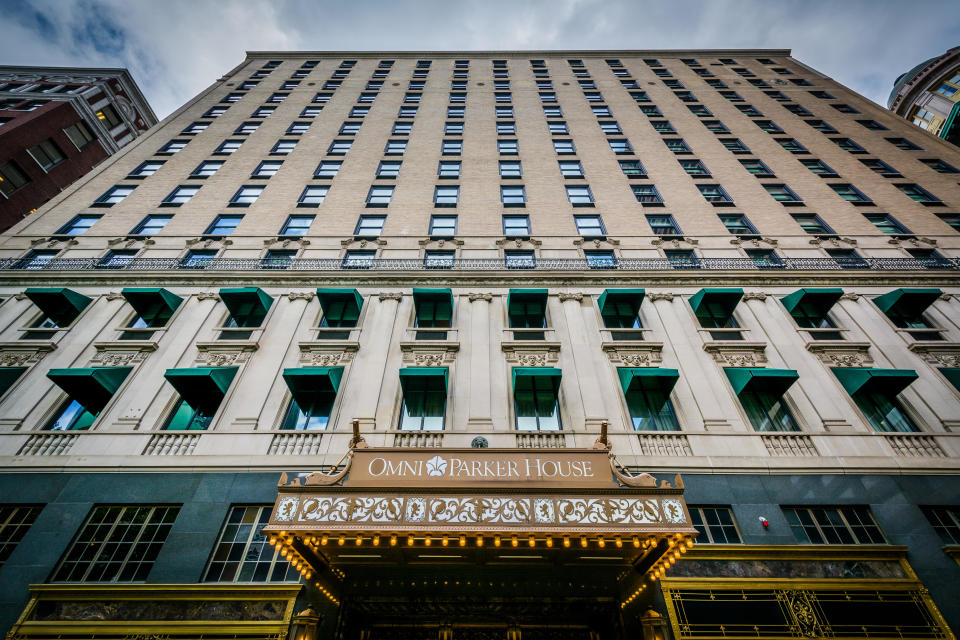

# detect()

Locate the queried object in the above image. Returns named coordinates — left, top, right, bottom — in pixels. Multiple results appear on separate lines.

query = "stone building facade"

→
left=0, top=50, right=959, bottom=640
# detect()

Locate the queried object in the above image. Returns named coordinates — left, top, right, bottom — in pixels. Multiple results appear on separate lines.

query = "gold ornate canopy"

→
left=264, top=442, right=698, bottom=607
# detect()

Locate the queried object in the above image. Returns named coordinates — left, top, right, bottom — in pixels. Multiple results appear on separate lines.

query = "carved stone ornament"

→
left=467, top=293, right=493, bottom=303
left=907, top=343, right=960, bottom=368
left=195, top=341, right=259, bottom=366
left=298, top=341, right=360, bottom=366
left=104, top=292, right=126, bottom=301
left=602, top=342, right=664, bottom=367
left=196, top=292, right=221, bottom=301
left=558, top=293, right=584, bottom=302
left=501, top=342, right=561, bottom=366
left=286, top=292, right=314, bottom=301
left=495, top=237, right=542, bottom=248
left=185, top=237, right=232, bottom=247
left=378, top=292, right=403, bottom=301
left=400, top=341, right=459, bottom=366
left=702, top=342, right=768, bottom=366
left=939, top=293, right=954, bottom=302
left=730, top=236, right=778, bottom=248
left=341, top=237, right=387, bottom=248
left=419, top=237, right=464, bottom=248
left=264, top=237, right=309, bottom=248
left=91, top=341, right=157, bottom=366
left=839, top=292, right=860, bottom=301
left=0, top=342, right=56, bottom=367
left=31, top=237, right=78, bottom=248
left=572, top=237, right=620, bottom=248
left=106, top=237, right=152, bottom=248
left=651, top=236, right=698, bottom=247
left=741, top=292, right=768, bottom=301
left=646, top=292, right=676, bottom=302
left=809, top=236, right=857, bottom=247
left=805, top=341, right=874, bottom=367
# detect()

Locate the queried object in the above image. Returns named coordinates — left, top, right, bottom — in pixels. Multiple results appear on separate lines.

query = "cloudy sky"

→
left=2, top=0, right=958, bottom=120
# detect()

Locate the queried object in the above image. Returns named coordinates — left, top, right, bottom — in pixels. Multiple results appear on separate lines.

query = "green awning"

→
left=725, top=368, right=799, bottom=396
left=689, top=288, right=744, bottom=319
left=0, top=367, right=26, bottom=396
left=872, top=288, right=942, bottom=317
left=617, top=367, right=679, bottom=394
left=413, top=288, right=453, bottom=323
left=220, top=287, right=273, bottom=326
left=512, top=367, right=562, bottom=392
left=780, top=288, right=844, bottom=316
left=47, top=367, right=132, bottom=414
left=316, top=288, right=363, bottom=324
left=940, top=368, right=960, bottom=392
left=121, top=288, right=183, bottom=326
left=282, top=367, right=343, bottom=407
left=164, top=367, right=238, bottom=412
left=831, top=367, right=918, bottom=397
left=24, top=288, right=92, bottom=327
left=399, top=367, right=449, bottom=393
left=598, top=289, right=646, bottom=316
left=507, top=289, right=548, bottom=310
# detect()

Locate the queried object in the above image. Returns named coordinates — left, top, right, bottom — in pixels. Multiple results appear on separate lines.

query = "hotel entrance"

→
left=265, top=443, right=695, bottom=640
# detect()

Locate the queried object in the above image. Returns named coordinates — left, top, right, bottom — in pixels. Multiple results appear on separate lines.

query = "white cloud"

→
left=1, top=0, right=958, bottom=118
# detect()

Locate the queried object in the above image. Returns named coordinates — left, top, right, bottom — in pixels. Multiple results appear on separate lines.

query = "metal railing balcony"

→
left=3, top=256, right=957, bottom=272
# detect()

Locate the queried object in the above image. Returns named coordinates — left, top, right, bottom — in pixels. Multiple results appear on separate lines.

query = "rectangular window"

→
left=161, top=185, right=199, bottom=206
left=922, top=507, right=960, bottom=544
left=445, top=121, right=464, bottom=135
left=793, top=214, right=834, bottom=235
left=447, top=106, right=465, bottom=118
left=574, top=214, right=604, bottom=236
left=156, top=139, right=188, bottom=154
left=213, top=139, right=243, bottom=154
left=783, top=506, right=885, bottom=544
left=181, top=121, right=210, bottom=135
left=399, top=373, right=446, bottom=431
left=552, top=139, right=575, bottom=154
left=300, top=107, right=322, bottom=117
left=827, top=248, right=869, bottom=270
left=366, top=185, right=394, bottom=206
left=895, top=183, right=941, bottom=204
left=680, top=159, right=710, bottom=176
left=719, top=214, right=758, bottom=235
left=203, top=505, right=295, bottom=582
left=755, top=120, right=784, bottom=133
left=566, top=185, right=594, bottom=206
left=342, top=250, right=376, bottom=269
left=830, top=184, right=872, bottom=204
left=720, top=138, right=750, bottom=153
left=27, top=139, right=65, bottom=170
left=498, top=139, right=518, bottom=155
left=689, top=507, right=742, bottom=544
left=650, top=120, right=676, bottom=133
left=664, top=138, right=691, bottom=153
left=776, top=138, right=808, bottom=153
left=698, top=184, right=734, bottom=205
left=832, top=137, right=866, bottom=153
left=619, top=160, right=646, bottom=178
left=190, top=161, right=223, bottom=178
left=886, top=137, right=922, bottom=150
left=203, top=106, right=228, bottom=118
left=763, top=184, right=803, bottom=204
left=297, top=186, right=328, bottom=207
left=434, top=185, right=459, bottom=207
left=921, top=158, right=959, bottom=173
left=354, top=215, right=385, bottom=237
left=501, top=185, right=526, bottom=206
left=270, top=139, right=297, bottom=155
left=314, top=161, right=341, bottom=178
left=806, top=119, right=837, bottom=133
left=865, top=213, right=910, bottom=235
left=64, top=122, right=96, bottom=149
left=558, top=161, right=583, bottom=179
left=205, top=215, right=243, bottom=236
left=800, top=159, right=838, bottom=177
left=740, top=159, right=775, bottom=177
left=499, top=161, right=522, bottom=178
left=56, top=214, right=101, bottom=235
left=608, top=139, right=633, bottom=154
left=514, top=374, right=561, bottom=431
left=632, top=184, right=663, bottom=205
left=591, top=105, right=612, bottom=117
left=280, top=215, right=314, bottom=236
left=585, top=250, right=616, bottom=269
left=497, top=121, right=517, bottom=135
left=503, top=215, right=530, bottom=236
left=496, top=106, right=515, bottom=118
left=327, top=140, right=353, bottom=154
left=646, top=214, right=682, bottom=236
left=430, top=215, right=457, bottom=237
left=128, top=161, right=164, bottom=178
left=229, top=185, right=264, bottom=206
left=0, top=505, right=42, bottom=567
left=93, top=185, right=135, bottom=206
left=687, top=105, right=712, bottom=117
left=442, top=140, right=463, bottom=155
left=830, top=103, right=860, bottom=114
left=252, top=160, right=282, bottom=178
left=375, top=161, right=401, bottom=178
left=397, top=106, right=418, bottom=118
left=52, top=505, right=180, bottom=582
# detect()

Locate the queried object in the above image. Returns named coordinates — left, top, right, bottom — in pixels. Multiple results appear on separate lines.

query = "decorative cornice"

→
left=501, top=341, right=561, bottom=366
left=805, top=341, right=874, bottom=367
left=195, top=341, right=259, bottom=366
left=467, top=293, right=493, bottom=303
left=0, top=341, right=56, bottom=367
left=907, top=343, right=960, bottom=368
left=298, top=341, right=360, bottom=366
left=400, top=341, right=460, bottom=366
left=91, top=341, right=158, bottom=366
left=601, top=342, right=664, bottom=367
left=702, top=342, right=768, bottom=366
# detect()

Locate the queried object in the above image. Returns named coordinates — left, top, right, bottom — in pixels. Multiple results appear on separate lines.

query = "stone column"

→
left=466, top=293, right=494, bottom=429
left=559, top=292, right=606, bottom=430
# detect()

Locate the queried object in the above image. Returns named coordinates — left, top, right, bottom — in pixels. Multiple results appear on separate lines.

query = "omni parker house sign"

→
left=264, top=436, right=698, bottom=593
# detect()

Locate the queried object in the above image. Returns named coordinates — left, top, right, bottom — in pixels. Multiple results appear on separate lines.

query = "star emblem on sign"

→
left=426, top=455, right=447, bottom=477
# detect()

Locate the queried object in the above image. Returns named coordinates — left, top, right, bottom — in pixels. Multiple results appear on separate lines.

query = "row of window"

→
left=0, top=124, right=97, bottom=200
left=2, top=501, right=958, bottom=583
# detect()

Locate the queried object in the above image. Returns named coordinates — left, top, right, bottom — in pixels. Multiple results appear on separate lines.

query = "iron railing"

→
left=2, top=256, right=957, bottom=272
